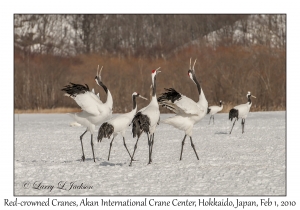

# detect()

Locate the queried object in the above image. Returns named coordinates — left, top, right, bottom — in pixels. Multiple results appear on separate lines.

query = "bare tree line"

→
left=14, top=14, right=285, bottom=57
left=14, top=46, right=285, bottom=112
left=14, top=14, right=286, bottom=112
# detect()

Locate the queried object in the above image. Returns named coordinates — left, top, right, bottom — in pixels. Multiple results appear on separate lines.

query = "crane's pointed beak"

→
left=155, top=67, right=161, bottom=74
left=251, top=95, right=256, bottom=98
left=139, top=95, right=148, bottom=100
left=95, top=65, right=103, bottom=86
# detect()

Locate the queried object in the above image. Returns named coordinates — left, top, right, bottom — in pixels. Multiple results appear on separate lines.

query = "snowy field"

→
left=14, top=111, right=285, bottom=196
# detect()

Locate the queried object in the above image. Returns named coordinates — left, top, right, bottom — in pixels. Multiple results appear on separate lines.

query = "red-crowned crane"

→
left=61, top=66, right=113, bottom=162
left=229, top=91, right=256, bottom=134
left=97, top=92, right=147, bottom=161
left=158, top=58, right=208, bottom=161
left=129, top=67, right=161, bottom=166
left=207, top=100, right=224, bottom=125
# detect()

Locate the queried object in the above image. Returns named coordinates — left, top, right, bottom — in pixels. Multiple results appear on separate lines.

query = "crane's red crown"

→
left=152, top=70, right=156, bottom=74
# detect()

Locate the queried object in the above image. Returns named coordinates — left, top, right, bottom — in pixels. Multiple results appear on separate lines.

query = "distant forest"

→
left=14, top=14, right=286, bottom=112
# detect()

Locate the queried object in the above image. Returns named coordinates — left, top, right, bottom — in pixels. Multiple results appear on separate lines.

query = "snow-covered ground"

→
left=14, top=111, right=285, bottom=196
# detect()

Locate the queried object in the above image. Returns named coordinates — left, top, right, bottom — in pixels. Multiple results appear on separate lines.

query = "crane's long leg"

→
left=107, top=137, right=115, bottom=161
left=123, top=137, right=133, bottom=159
left=229, top=118, right=237, bottom=134
left=209, top=116, right=212, bottom=125
left=151, top=133, right=154, bottom=162
left=91, top=134, right=96, bottom=162
left=213, top=116, right=215, bottom=125
left=80, top=130, right=87, bottom=162
left=190, top=137, right=199, bottom=160
left=129, top=136, right=140, bottom=166
left=242, top=119, right=245, bottom=134
left=149, top=133, right=155, bottom=164
left=180, top=135, right=187, bottom=160
left=147, top=133, right=152, bottom=164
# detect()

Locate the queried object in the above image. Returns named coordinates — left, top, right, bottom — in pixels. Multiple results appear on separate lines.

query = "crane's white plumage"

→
left=207, top=100, right=224, bottom=124
left=62, top=66, right=113, bottom=162
left=72, top=91, right=104, bottom=115
left=138, top=98, right=160, bottom=134
left=130, top=67, right=161, bottom=166
left=161, top=93, right=207, bottom=137
left=229, top=91, right=256, bottom=134
left=158, top=58, right=207, bottom=160
left=97, top=92, right=147, bottom=161
left=163, top=94, right=205, bottom=115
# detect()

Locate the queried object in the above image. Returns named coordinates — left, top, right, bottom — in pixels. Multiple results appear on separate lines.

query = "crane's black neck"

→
left=132, top=95, right=137, bottom=110
left=219, top=101, right=222, bottom=106
left=152, top=75, right=157, bottom=97
left=100, top=82, right=108, bottom=94
left=95, top=76, right=108, bottom=94
left=192, top=72, right=201, bottom=95
left=247, top=95, right=252, bottom=105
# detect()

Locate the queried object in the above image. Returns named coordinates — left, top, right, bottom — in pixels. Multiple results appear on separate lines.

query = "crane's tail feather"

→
left=158, top=88, right=182, bottom=114
left=158, top=88, right=182, bottom=103
left=229, top=109, right=238, bottom=121
left=97, top=122, right=114, bottom=142
left=160, top=102, right=178, bottom=113
left=131, top=112, right=150, bottom=138
left=61, top=83, right=90, bottom=97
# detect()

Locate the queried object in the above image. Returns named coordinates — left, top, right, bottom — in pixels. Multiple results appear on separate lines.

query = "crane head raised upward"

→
left=188, top=69, right=193, bottom=78
left=188, top=69, right=197, bottom=85
left=95, top=65, right=103, bottom=86
left=188, top=58, right=199, bottom=85
left=151, top=67, right=161, bottom=83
